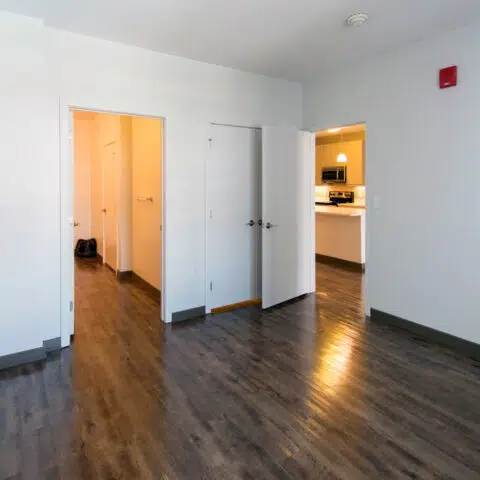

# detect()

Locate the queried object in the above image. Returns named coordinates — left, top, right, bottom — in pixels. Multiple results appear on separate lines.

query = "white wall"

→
left=132, top=117, right=162, bottom=290
left=50, top=26, right=301, bottom=326
left=0, top=11, right=301, bottom=357
left=0, top=14, right=59, bottom=356
left=73, top=117, right=92, bottom=242
left=304, top=21, right=480, bottom=344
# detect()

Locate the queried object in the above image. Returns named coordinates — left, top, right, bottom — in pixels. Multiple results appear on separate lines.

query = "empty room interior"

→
left=1, top=1, right=480, bottom=479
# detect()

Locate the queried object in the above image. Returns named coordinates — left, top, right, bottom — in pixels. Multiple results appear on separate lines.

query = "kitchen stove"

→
left=316, top=191, right=355, bottom=207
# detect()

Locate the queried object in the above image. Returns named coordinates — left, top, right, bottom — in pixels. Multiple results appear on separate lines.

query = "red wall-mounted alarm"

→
left=439, top=66, right=457, bottom=89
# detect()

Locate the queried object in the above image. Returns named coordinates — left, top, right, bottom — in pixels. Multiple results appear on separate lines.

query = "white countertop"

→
left=337, top=203, right=366, bottom=209
left=315, top=205, right=365, bottom=217
left=315, top=201, right=366, bottom=209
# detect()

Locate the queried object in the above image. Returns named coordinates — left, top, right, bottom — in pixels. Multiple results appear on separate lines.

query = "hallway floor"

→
left=1, top=260, right=480, bottom=479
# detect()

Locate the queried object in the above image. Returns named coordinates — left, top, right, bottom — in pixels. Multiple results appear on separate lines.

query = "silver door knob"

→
left=246, top=220, right=255, bottom=227
left=265, top=222, right=277, bottom=229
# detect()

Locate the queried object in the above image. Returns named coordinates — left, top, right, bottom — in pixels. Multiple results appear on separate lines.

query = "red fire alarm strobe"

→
left=439, top=66, right=457, bottom=89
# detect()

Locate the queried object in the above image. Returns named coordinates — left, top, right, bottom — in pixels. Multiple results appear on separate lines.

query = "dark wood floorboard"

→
left=1, top=259, right=480, bottom=479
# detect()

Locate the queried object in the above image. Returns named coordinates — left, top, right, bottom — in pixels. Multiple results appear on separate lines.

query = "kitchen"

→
left=315, top=123, right=366, bottom=271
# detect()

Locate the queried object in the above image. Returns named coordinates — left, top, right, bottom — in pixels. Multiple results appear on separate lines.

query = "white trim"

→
left=60, top=103, right=168, bottom=348
left=308, top=131, right=316, bottom=293
left=205, top=125, right=211, bottom=314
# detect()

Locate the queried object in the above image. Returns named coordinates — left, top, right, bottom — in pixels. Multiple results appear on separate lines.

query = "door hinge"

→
left=69, top=301, right=74, bottom=312
left=68, top=129, right=73, bottom=140
left=210, top=281, right=213, bottom=291
left=208, top=138, right=212, bottom=147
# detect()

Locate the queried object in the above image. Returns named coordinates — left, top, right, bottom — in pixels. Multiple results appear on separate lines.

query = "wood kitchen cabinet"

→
left=315, top=144, right=334, bottom=184
left=316, top=139, right=364, bottom=186
left=342, top=140, right=364, bottom=185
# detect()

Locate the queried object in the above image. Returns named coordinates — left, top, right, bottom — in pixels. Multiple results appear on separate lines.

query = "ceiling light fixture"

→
left=345, top=13, right=369, bottom=27
left=327, top=128, right=342, bottom=133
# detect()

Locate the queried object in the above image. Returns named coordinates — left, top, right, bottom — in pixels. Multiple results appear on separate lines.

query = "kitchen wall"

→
left=304, top=20, right=480, bottom=344
left=316, top=128, right=366, bottom=190
left=0, top=11, right=301, bottom=357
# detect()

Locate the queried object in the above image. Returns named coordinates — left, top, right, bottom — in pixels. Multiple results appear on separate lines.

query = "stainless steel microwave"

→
left=321, top=166, right=347, bottom=184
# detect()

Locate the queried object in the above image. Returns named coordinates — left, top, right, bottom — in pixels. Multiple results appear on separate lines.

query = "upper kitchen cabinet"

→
left=315, top=144, right=334, bottom=184
left=315, top=125, right=366, bottom=186
left=341, top=140, right=364, bottom=185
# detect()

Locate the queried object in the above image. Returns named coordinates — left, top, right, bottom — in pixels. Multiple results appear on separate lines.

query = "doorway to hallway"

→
left=71, top=109, right=164, bottom=338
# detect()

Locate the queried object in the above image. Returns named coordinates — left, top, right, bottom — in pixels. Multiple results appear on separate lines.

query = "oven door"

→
left=322, top=167, right=346, bottom=184
left=322, top=168, right=339, bottom=183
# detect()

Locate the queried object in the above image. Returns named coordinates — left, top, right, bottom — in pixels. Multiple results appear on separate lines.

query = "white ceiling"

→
left=2, top=0, right=480, bottom=81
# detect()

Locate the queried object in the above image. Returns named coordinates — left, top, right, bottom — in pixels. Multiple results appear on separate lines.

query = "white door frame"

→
left=60, top=104, right=167, bottom=347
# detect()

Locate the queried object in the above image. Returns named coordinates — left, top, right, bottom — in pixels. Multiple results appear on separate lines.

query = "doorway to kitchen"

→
left=69, top=109, right=164, bottom=343
left=314, top=123, right=366, bottom=315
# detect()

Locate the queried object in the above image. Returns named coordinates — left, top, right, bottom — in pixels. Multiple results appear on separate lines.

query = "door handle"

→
left=246, top=220, right=255, bottom=227
left=102, top=208, right=107, bottom=213
left=264, top=222, right=278, bottom=230
left=74, top=222, right=80, bottom=227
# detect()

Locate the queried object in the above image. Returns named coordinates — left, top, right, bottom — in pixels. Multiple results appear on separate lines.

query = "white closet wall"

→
left=131, top=117, right=162, bottom=290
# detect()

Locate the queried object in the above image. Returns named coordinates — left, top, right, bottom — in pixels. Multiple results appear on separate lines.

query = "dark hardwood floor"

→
left=1, top=259, right=480, bottom=479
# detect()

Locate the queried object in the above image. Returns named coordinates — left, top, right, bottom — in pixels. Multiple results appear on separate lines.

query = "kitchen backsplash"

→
left=315, top=185, right=366, bottom=206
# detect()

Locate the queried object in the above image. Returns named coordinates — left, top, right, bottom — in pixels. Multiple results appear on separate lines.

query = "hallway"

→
left=1, top=261, right=480, bottom=478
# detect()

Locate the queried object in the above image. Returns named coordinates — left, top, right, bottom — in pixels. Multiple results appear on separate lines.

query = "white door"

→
left=262, top=126, right=315, bottom=309
left=102, top=143, right=118, bottom=271
left=73, top=118, right=92, bottom=243
left=207, top=124, right=261, bottom=311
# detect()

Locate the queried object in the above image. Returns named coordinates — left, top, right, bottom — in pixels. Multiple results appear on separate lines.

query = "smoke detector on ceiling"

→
left=345, top=13, right=369, bottom=27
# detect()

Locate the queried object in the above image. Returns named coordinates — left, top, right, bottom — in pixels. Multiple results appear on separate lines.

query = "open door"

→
left=262, top=126, right=315, bottom=309
left=102, top=143, right=118, bottom=271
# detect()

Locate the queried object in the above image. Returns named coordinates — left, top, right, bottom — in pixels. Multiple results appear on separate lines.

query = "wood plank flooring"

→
left=1, top=259, right=480, bottom=479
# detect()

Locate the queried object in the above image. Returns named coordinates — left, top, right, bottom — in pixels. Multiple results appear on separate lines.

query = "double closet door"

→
left=207, top=124, right=315, bottom=312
